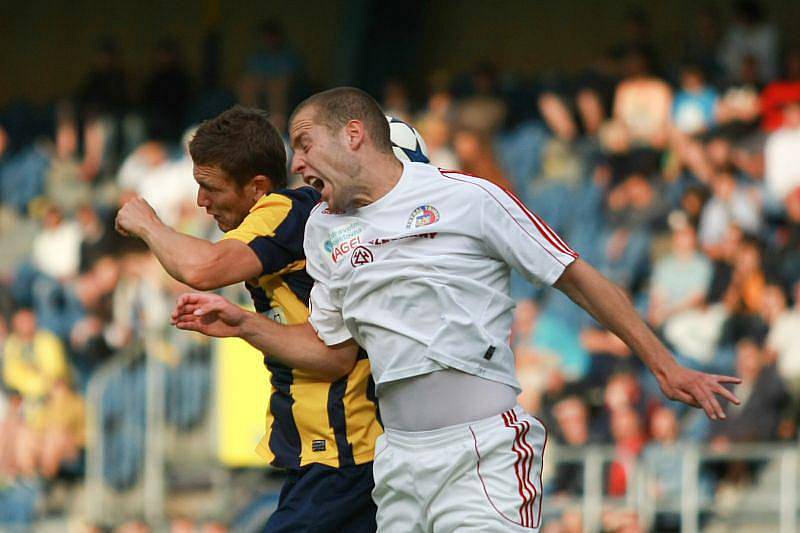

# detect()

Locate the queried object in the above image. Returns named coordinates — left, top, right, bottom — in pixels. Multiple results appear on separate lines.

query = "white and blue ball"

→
left=387, top=115, right=430, bottom=163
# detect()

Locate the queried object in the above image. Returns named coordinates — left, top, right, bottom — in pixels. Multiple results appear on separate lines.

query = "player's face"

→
left=289, top=107, right=359, bottom=211
left=193, top=165, right=255, bottom=232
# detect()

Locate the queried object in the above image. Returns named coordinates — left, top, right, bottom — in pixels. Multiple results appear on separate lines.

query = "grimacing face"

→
left=193, top=165, right=257, bottom=232
left=289, top=107, right=360, bottom=212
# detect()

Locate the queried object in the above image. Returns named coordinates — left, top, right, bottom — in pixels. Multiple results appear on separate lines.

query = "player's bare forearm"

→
left=172, top=293, right=357, bottom=380
left=138, top=222, right=260, bottom=290
left=554, top=259, right=676, bottom=379
left=116, top=197, right=260, bottom=289
left=139, top=223, right=237, bottom=289
left=554, top=258, right=741, bottom=419
left=239, top=315, right=358, bottom=380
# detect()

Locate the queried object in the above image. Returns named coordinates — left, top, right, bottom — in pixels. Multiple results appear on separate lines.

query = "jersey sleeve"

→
left=223, top=188, right=318, bottom=276
left=303, top=208, right=353, bottom=346
left=478, top=182, right=578, bottom=285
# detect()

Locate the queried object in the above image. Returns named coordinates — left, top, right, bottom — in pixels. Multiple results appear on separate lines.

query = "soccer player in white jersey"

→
left=173, top=87, right=741, bottom=531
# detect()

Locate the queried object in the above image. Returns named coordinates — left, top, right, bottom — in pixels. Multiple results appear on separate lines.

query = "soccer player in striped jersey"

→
left=115, top=106, right=381, bottom=532
left=172, top=89, right=743, bottom=532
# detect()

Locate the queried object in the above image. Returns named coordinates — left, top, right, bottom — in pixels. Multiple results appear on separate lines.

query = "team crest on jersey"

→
left=406, top=205, right=440, bottom=228
left=350, top=246, right=374, bottom=267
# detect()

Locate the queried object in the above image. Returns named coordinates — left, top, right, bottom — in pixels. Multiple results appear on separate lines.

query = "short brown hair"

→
left=291, top=87, right=392, bottom=153
left=189, top=106, right=287, bottom=189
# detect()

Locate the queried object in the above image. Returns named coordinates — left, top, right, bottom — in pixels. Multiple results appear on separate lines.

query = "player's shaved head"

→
left=291, top=87, right=393, bottom=153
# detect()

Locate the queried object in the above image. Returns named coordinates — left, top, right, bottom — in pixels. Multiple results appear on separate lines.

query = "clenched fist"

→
left=115, top=196, right=160, bottom=238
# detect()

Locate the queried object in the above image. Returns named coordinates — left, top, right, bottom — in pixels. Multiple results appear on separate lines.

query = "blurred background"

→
left=2, top=0, right=800, bottom=531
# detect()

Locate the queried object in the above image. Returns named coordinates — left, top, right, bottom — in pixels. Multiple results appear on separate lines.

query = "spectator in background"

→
left=764, top=282, right=800, bottom=396
left=2, top=309, right=68, bottom=403
left=598, top=172, right=665, bottom=291
left=0, top=126, right=51, bottom=215
left=723, top=237, right=766, bottom=319
left=717, top=55, right=764, bottom=127
left=33, top=380, right=85, bottom=478
left=117, top=140, right=169, bottom=193
left=607, top=406, right=647, bottom=497
left=680, top=185, right=711, bottom=228
left=416, top=114, right=458, bottom=169
left=45, top=106, right=93, bottom=214
left=31, top=203, right=82, bottom=282
left=642, top=406, right=684, bottom=531
left=672, top=64, right=719, bottom=135
left=537, top=93, right=584, bottom=187
left=761, top=48, right=800, bottom=132
left=613, top=49, right=672, bottom=150
left=764, top=99, right=800, bottom=204
left=575, top=87, right=607, bottom=139
left=698, top=168, right=761, bottom=253
left=768, top=186, right=800, bottom=284
left=549, top=396, right=591, bottom=497
left=239, top=20, right=301, bottom=131
left=75, top=37, right=128, bottom=171
left=76, top=203, right=125, bottom=273
left=718, top=0, right=778, bottom=84
left=0, top=391, right=37, bottom=479
left=649, top=213, right=713, bottom=330
left=711, top=337, right=788, bottom=444
left=452, top=128, right=513, bottom=189
left=142, top=38, right=192, bottom=143
left=33, top=255, right=119, bottom=368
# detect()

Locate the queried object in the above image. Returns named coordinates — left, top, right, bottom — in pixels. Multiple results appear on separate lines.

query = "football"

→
left=387, top=116, right=430, bottom=163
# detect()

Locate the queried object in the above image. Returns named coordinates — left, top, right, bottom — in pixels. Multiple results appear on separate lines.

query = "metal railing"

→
left=548, top=443, right=800, bottom=533
left=84, top=334, right=215, bottom=528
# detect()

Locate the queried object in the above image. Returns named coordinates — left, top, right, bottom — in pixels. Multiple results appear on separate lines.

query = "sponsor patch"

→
left=324, top=222, right=364, bottom=262
left=368, top=233, right=438, bottom=245
left=406, top=205, right=440, bottom=228
left=350, top=246, right=374, bottom=267
left=312, top=439, right=326, bottom=452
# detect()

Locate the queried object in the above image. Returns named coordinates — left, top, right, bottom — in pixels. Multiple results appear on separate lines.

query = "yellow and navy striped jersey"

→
left=223, top=187, right=382, bottom=469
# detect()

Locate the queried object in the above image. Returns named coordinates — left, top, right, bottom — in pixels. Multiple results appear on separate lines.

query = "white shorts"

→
left=372, top=405, right=546, bottom=532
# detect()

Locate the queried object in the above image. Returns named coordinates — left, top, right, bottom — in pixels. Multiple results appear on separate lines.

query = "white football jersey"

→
left=304, top=162, right=578, bottom=394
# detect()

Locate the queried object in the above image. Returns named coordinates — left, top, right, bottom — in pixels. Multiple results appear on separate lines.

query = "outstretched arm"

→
left=554, top=258, right=741, bottom=420
left=115, top=197, right=262, bottom=290
left=170, top=292, right=358, bottom=380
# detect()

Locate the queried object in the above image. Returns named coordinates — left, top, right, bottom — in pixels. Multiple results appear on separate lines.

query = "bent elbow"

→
left=183, top=267, right=223, bottom=291
left=323, top=358, right=356, bottom=382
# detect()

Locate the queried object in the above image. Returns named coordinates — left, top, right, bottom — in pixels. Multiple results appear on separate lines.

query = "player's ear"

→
left=344, top=120, right=366, bottom=150
left=250, top=175, right=272, bottom=199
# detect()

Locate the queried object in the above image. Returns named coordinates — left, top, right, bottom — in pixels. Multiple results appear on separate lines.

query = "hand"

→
left=170, top=293, right=248, bottom=338
left=658, top=364, right=741, bottom=420
left=115, top=196, right=160, bottom=238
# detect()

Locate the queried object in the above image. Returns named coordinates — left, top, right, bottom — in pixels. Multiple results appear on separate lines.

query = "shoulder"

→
left=434, top=167, right=514, bottom=205
left=272, top=186, right=321, bottom=208
left=227, top=188, right=321, bottom=242
left=256, top=187, right=321, bottom=220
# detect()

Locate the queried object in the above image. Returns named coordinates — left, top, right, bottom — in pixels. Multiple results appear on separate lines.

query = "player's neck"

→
left=351, top=156, right=404, bottom=209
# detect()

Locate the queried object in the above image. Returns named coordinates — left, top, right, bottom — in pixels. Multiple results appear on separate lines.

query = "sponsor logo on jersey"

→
left=406, top=205, right=440, bottom=228
left=312, top=439, right=326, bottom=452
left=368, top=232, right=438, bottom=245
left=324, top=222, right=364, bottom=262
left=350, top=246, right=374, bottom=267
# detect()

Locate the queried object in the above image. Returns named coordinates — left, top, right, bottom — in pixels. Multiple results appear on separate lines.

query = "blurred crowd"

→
left=1, top=1, right=799, bottom=530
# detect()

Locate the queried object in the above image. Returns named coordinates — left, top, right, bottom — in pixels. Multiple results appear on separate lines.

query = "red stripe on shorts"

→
left=503, top=410, right=534, bottom=527
left=509, top=410, right=538, bottom=526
